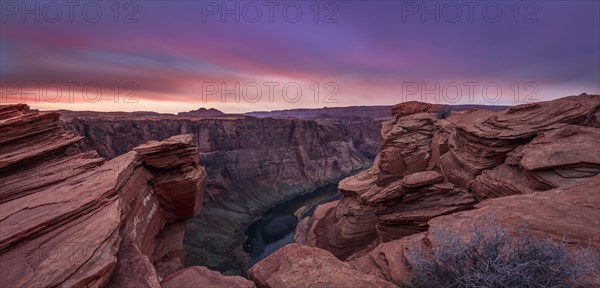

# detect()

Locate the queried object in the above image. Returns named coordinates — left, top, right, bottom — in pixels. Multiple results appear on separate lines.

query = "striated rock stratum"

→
left=0, top=104, right=237, bottom=287
left=60, top=112, right=381, bottom=274
left=264, top=94, right=600, bottom=286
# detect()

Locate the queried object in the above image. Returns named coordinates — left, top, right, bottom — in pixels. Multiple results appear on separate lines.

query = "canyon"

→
left=0, top=104, right=215, bottom=287
left=274, top=94, right=600, bottom=287
left=1, top=94, right=598, bottom=287
left=59, top=108, right=387, bottom=275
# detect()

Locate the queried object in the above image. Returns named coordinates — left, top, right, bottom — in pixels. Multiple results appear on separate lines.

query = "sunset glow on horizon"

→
left=1, top=1, right=599, bottom=113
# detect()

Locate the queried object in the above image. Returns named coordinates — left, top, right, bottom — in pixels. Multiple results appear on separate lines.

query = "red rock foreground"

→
left=257, top=94, right=600, bottom=286
left=249, top=244, right=397, bottom=288
left=0, top=104, right=254, bottom=287
left=3, top=94, right=599, bottom=287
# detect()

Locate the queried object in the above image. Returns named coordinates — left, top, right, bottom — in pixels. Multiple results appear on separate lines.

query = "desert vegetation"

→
left=407, top=222, right=600, bottom=288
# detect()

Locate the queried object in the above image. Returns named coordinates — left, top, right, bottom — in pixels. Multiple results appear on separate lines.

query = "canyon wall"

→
left=61, top=114, right=381, bottom=274
left=277, top=94, right=600, bottom=286
left=0, top=104, right=219, bottom=287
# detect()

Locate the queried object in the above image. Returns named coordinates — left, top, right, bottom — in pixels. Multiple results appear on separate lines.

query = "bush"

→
left=436, top=106, right=451, bottom=119
left=408, top=222, right=600, bottom=288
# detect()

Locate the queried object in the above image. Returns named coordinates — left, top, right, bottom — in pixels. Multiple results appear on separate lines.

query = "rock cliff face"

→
left=282, top=94, right=600, bottom=285
left=349, top=174, right=600, bottom=285
left=0, top=104, right=211, bottom=287
left=61, top=114, right=377, bottom=274
left=246, top=105, right=394, bottom=158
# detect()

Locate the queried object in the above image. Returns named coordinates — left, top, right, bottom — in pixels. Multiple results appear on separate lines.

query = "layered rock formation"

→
left=0, top=104, right=214, bottom=287
left=163, top=266, right=255, bottom=288
left=61, top=113, right=377, bottom=274
left=291, top=94, right=600, bottom=282
left=244, top=105, right=393, bottom=120
left=256, top=173, right=600, bottom=287
left=249, top=244, right=397, bottom=288
left=350, top=174, right=600, bottom=285
left=246, top=105, right=394, bottom=159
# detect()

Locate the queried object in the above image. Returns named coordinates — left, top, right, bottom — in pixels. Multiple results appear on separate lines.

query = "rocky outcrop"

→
left=162, top=266, right=256, bottom=288
left=0, top=104, right=208, bottom=287
left=299, top=165, right=475, bottom=259
left=62, top=113, right=376, bottom=274
left=294, top=94, right=600, bottom=266
left=377, top=114, right=437, bottom=183
left=249, top=244, right=397, bottom=288
left=350, top=174, right=600, bottom=285
left=442, top=94, right=600, bottom=192
left=390, top=101, right=440, bottom=117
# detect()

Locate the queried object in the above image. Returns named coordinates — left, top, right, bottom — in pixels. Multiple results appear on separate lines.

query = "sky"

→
left=1, top=0, right=599, bottom=113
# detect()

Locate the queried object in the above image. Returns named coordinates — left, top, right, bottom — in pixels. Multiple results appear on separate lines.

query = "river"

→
left=243, top=183, right=341, bottom=269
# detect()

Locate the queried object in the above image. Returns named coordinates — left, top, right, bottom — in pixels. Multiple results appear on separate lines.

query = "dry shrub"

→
left=408, top=222, right=600, bottom=288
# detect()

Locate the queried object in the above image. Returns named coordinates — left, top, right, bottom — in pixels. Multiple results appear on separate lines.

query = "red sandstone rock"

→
left=360, top=177, right=405, bottom=206
left=470, top=164, right=534, bottom=199
left=391, top=101, right=440, bottom=117
left=375, top=184, right=474, bottom=241
left=0, top=104, right=207, bottom=287
left=349, top=233, right=427, bottom=284
left=470, top=124, right=600, bottom=200
left=249, top=244, right=397, bottom=288
left=301, top=200, right=339, bottom=246
left=441, top=94, right=600, bottom=190
left=427, top=119, right=453, bottom=169
left=153, top=223, right=187, bottom=280
left=298, top=95, right=600, bottom=270
left=401, top=170, right=444, bottom=187
left=293, top=217, right=312, bottom=244
left=352, top=175, right=600, bottom=285
left=520, top=125, right=599, bottom=170
left=378, top=114, right=436, bottom=182
left=62, top=111, right=377, bottom=274
left=134, top=134, right=199, bottom=170
left=0, top=105, right=83, bottom=170
left=162, top=266, right=256, bottom=288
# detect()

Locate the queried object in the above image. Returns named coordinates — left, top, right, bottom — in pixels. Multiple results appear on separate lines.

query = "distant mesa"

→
left=178, top=108, right=226, bottom=117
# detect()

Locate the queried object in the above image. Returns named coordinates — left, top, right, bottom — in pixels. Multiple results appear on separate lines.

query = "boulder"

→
left=162, top=266, right=255, bottom=288
left=401, top=171, right=444, bottom=188
left=391, top=101, right=440, bottom=117
left=249, top=244, right=397, bottom=288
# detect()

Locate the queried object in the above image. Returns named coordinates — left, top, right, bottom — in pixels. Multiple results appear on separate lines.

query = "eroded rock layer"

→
left=0, top=104, right=212, bottom=287
left=249, top=244, right=397, bottom=288
left=294, top=94, right=600, bottom=263
left=62, top=113, right=377, bottom=274
left=350, top=174, right=600, bottom=285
